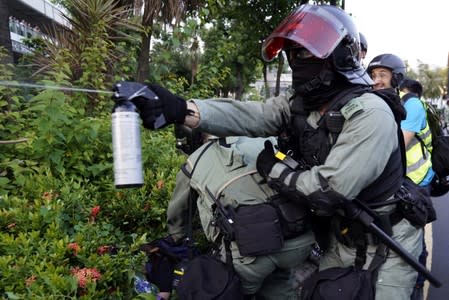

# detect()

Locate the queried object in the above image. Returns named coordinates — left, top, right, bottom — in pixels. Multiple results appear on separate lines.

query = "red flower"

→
left=42, top=191, right=52, bottom=201
left=97, top=245, right=109, bottom=255
left=89, top=206, right=101, bottom=223
left=68, top=242, right=80, bottom=256
left=91, top=206, right=101, bottom=218
left=42, top=190, right=59, bottom=201
left=71, top=267, right=101, bottom=289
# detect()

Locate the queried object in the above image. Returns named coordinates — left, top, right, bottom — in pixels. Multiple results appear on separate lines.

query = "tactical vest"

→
left=401, top=93, right=433, bottom=184
left=184, top=137, right=309, bottom=247
left=279, top=86, right=406, bottom=206
left=185, top=138, right=275, bottom=242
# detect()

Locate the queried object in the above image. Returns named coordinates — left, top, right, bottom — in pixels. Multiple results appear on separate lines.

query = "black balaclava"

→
left=289, top=56, right=348, bottom=111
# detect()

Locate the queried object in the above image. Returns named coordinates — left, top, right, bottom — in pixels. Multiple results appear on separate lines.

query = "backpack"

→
left=408, top=97, right=449, bottom=196
left=175, top=254, right=243, bottom=300
left=174, top=141, right=245, bottom=299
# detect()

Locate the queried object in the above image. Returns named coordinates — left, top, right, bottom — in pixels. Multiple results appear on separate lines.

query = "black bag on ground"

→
left=233, top=203, right=284, bottom=256
left=301, top=266, right=375, bottom=300
left=175, top=254, right=243, bottom=300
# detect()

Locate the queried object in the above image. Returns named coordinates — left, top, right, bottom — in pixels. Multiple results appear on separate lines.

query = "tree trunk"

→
left=263, top=63, right=270, bottom=98
left=235, top=63, right=244, bottom=100
left=136, top=15, right=154, bottom=83
left=0, top=0, right=13, bottom=64
left=275, top=54, right=284, bottom=97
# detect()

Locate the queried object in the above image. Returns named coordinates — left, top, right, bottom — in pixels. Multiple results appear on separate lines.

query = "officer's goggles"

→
left=285, top=46, right=315, bottom=60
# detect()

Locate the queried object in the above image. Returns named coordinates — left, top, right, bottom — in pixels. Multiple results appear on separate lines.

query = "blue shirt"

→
left=401, top=97, right=435, bottom=186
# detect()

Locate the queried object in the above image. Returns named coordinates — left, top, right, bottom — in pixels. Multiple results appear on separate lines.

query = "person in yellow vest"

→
left=368, top=56, right=434, bottom=300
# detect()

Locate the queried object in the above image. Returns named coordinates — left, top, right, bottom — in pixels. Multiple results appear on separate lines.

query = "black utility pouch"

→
left=233, top=203, right=284, bottom=256
left=395, top=179, right=430, bottom=227
left=270, top=195, right=309, bottom=239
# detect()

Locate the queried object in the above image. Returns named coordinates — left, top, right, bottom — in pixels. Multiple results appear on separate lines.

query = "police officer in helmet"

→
left=119, top=4, right=421, bottom=299
left=367, top=53, right=406, bottom=90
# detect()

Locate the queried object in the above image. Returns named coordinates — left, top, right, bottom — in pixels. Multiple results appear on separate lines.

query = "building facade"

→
left=2, top=0, right=66, bottom=62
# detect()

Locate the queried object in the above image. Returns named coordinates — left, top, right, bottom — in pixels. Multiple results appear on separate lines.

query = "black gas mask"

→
left=286, top=47, right=343, bottom=111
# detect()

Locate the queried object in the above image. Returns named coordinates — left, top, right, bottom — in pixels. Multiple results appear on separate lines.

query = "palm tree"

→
left=134, top=0, right=203, bottom=83
left=26, top=0, right=142, bottom=114
left=30, top=0, right=141, bottom=79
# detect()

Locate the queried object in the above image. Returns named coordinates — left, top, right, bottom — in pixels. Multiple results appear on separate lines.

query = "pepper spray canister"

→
left=111, top=99, right=144, bottom=188
left=111, top=81, right=162, bottom=188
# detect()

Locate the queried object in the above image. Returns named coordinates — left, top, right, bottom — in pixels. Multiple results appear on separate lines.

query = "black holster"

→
left=395, top=179, right=435, bottom=227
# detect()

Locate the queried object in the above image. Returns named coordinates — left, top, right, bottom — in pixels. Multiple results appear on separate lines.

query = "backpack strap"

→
left=184, top=141, right=215, bottom=258
left=185, top=141, right=237, bottom=267
left=371, top=88, right=407, bottom=176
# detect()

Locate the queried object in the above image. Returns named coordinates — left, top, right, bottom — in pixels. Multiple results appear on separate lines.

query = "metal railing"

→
left=17, top=0, right=67, bottom=26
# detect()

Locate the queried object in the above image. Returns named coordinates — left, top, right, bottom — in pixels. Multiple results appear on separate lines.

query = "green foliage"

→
left=0, top=83, right=184, bottom=298
left=1, top=47, right=185, bottom=298
left=149, top=17, right=231, bottom=98
left=406, top=62, right=448, bottom=100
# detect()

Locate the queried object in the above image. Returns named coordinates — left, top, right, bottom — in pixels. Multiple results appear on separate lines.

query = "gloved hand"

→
left=256, top=140, right=279, bottom=178
left=113, top=82, right=187, bottom=129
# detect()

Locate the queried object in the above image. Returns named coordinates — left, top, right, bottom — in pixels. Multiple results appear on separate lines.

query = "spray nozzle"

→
left=112, top=81, right=159, bottom=102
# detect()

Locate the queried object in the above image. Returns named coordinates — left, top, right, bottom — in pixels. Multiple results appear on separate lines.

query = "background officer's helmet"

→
left=367, top=53, right=406, bottom=88
left=359, top=32, right=368, bottom=53
left=261, top=4, right=373, bottom=85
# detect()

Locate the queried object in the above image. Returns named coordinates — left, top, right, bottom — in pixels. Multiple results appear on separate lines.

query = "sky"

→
left=345, top=0, right=449, bottom=69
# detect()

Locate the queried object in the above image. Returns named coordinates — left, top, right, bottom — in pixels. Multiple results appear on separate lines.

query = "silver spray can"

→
left=111, top=99, right=144, bottom=188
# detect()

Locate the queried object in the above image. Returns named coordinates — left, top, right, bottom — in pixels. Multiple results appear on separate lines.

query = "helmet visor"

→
left=261, top=5, right=348, bottom=62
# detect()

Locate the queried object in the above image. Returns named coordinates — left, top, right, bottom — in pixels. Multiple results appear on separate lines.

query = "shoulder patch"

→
left=340, top=99, right=364, bottom=120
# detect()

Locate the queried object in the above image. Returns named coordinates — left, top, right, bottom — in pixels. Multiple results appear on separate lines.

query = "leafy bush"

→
left=1, top=50, right=185, bottom=297
left=1, top=109, right=184, bottom=299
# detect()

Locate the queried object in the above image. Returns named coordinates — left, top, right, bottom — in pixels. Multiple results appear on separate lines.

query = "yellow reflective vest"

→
left=404, top=99, right=433, bottom=184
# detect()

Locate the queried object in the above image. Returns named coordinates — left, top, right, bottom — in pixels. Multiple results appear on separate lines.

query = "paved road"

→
left=427, top=193, right=449, bottom=300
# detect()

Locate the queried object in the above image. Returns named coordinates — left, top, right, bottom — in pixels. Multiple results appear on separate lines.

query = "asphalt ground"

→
left=426, top=193, right=449, bottom=299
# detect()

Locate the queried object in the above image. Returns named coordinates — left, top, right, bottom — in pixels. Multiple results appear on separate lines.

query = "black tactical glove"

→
left=256, top=140, right=280, bottom=178
left=113, top=81, right=187, bottom=129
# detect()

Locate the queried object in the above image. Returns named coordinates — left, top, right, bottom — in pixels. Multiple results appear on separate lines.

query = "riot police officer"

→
left=123, top=4, right=422, bottom=299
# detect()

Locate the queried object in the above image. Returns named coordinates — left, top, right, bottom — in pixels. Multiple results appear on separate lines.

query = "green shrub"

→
left=1, top=75, right=185, bottom=298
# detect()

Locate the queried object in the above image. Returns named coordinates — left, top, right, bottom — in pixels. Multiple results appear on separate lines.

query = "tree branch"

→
left=0, top=138, right=29, bottom=145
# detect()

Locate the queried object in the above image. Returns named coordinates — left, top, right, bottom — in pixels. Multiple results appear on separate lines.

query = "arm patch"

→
left=341, top=99, right=364, bottom=120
